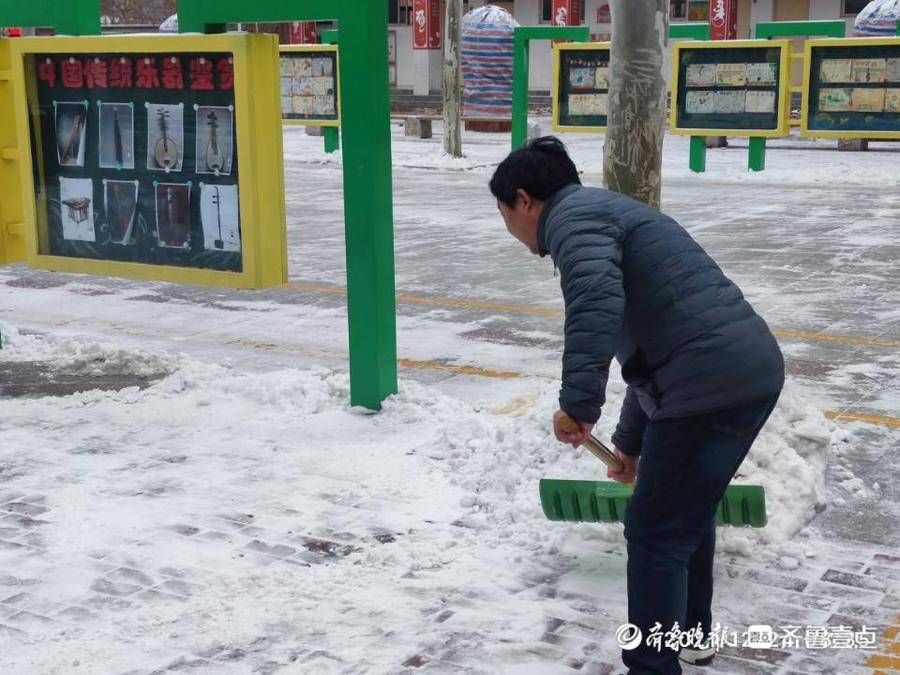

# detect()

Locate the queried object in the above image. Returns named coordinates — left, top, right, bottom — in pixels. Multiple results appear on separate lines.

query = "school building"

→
left=387, top=0, right=871, bottom=94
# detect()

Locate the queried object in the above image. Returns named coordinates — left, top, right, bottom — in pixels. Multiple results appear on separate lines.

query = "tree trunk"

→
left=443, top=0, right=463, bottom=157
left=602, top=0, right=668, bottom=209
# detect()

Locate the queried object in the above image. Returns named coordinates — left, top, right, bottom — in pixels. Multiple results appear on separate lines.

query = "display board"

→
left=8, top=34, right=287, bottom=289
left=552, top=42, right=611, bottom=133
left=670, top=39, right=792, bottom=138
left=802, top=37, right=900, bottom=139
left=279, top=45, right=340, bottom=126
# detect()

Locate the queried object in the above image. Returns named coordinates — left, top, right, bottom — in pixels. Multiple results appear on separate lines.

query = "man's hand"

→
left=607, top=448, right=637, bottom=485
left=553, top=409, right=593, bottom=448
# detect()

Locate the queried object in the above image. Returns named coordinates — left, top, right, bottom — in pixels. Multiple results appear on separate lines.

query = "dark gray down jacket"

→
left=537, top=184, right=785, bottom=456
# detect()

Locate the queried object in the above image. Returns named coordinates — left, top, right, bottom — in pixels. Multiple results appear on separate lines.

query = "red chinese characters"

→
left=109, top=57, right=133, bottom=89
left=61, top=57, right=84, bottom=89
left=136, top=57, right=161, bottom=89
left=189, top=57, right=215, bottom=91
left=161, top=56, right=184, bottom=90
left=84, top=57, right=108, bottom=89
left=37, top=58, right=56, bottom=88
left=217, top=57, right=234, bottom=90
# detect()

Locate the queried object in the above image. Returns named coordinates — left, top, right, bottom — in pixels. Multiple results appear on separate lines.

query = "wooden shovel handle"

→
left=559, top=413, right=625, bottom=474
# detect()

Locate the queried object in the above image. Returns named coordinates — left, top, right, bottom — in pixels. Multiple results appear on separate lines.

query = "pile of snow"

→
left=0, top=321, right=180, bottom=377
left=0, top=323, right=830, bottom=558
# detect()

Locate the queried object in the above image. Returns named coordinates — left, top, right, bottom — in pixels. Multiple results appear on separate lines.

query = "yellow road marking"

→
left=282, top=283, right=899, bottom=349
left=772, top=329, right=900, bottom=350
left=824, top=411, right=900, bottom=429
left=397, top=358, right=521, bottom=379
left=283, top=282, right=561, bottom=317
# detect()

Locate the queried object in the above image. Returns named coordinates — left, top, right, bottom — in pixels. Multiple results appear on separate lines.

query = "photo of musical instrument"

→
left=206, top=111, right=225, bottom=174
left=154, top=108, right=179, bottom=170
left=107, top=181, right=137, bottom=245
left=155, top=183, right=191, bottom=249
left=211, top=186, right=224, bottom=249
left=113, top=108, right=124, bottom=169
left=59, top=110, right=85, bottom=166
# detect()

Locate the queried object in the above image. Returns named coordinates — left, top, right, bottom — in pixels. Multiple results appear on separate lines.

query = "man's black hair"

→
left=489, top=136, right=581, bottom=207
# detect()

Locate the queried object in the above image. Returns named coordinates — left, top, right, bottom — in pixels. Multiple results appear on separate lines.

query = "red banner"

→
left=413, top=0, right=441, bottom=50
left=413, top=0, right=428, bottom=49
left=289, top=21, right=318, bottom=45
left=428, top=0, right=441, bottom=49
left=709, top=0, right=738, bottom=40
left=552, top=0, right=582, bottom=27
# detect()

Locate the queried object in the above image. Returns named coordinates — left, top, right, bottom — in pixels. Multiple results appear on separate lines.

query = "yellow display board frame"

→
left=280, top=44, right=341, bottom=128
left=669, top=39, right=793, bottom=139
left=801, top=37, right=900, bottom=140
left=0, top=38, right=28, bottom=264
left=7, top=33, right=288, bottom=289
left=552, top=42, right=611, bottom=134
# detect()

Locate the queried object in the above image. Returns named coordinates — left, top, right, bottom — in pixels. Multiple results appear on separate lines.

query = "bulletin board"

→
left=801, top=37, right=900, bottom=139
left=670, top=39, right=792, bottom=138
left=279, top=44, right=341, bottom=127
left=7, top=33, right=287, bottom=289
left=552, top=42, right=611, bottom=133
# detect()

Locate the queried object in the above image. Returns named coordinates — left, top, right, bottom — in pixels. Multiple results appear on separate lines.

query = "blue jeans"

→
left=622, top=394, right=780, bottom=675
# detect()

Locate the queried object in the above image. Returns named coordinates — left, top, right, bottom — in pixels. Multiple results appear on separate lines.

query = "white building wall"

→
left=392, top=26, right=415, bottom=90
left=751, top=0, right=775, bottom=28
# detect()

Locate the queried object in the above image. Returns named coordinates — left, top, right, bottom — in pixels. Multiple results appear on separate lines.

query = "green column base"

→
left=689, top=136, right=707, bottom=173
left=748, top=137, right=766, bottom=172
left=324, top=127, right=340, bottom=154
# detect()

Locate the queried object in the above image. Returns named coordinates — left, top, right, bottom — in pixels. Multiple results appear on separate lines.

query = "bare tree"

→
left=442, top=0, right=463, bottom=157
left=603, top=0, right=669, bottom=209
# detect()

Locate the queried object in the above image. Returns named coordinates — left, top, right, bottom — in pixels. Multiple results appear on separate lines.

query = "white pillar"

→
left=413, top=49, right=442, bottom=95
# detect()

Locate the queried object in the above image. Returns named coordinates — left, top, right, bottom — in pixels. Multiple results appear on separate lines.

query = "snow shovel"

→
left=539, top=416, right=767, bottom=528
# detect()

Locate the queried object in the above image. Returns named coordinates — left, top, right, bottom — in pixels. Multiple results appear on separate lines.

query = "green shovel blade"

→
left=540, top=479, right=767, bottom=528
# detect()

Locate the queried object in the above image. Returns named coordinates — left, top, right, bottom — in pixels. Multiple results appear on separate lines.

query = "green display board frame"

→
left=178, top=0, right=396, bottom=411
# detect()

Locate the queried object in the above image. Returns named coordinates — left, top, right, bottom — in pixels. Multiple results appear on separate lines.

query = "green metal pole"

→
left=339, top=3, right=397, bottom=409
left=896, top=20, right=900, bottom=36
left=511, top=25, right=589, bottom=151
left=178, top=0, right=398, bottom=410
left=748, top=137, right=766, bottom=172
left=322, top=28, right=340, bottom=154
left=511, top=32, right=530, bottom=151
left=0, top=0, right=101, bottom=35
left=689, top=136, right=706, bottom=173
left=324, top=126, right=340, bottom=153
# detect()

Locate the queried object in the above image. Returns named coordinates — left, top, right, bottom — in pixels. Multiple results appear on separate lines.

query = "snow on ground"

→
left=0, top=322, right=833, bottom=672
left=284, top=118, right=900, bottom=189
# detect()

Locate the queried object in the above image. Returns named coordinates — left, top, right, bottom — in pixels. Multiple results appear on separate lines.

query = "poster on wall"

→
left=279, top=48, right=340, bottom=124
left=804, top=39, right=900, bottom=137
left=27, top=50, right=243, bottom=272
left=672, top=42, right=788, bottom=135
left=553, top=44, right=611, bottom=132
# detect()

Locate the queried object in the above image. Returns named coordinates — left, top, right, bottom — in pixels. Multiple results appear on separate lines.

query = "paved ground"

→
left=1, top=125, right=898, bottom=674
